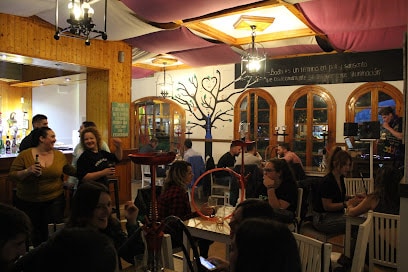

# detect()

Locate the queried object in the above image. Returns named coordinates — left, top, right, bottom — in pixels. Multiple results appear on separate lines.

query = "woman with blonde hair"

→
left=312, top=146, right=361, bottom=234
left=158, top=160, right=213, bottom=257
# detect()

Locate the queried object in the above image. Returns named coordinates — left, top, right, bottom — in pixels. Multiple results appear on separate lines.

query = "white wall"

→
left=32, top=82, right=86, bottom=146
left=131, top=63, right=403, bottom=164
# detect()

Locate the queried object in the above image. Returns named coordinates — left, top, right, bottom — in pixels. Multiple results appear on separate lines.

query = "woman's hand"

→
left=200, top=202, right=215, bottom=216
left=103, top=166, right=116, bottom=177
left=112, top=138, right=122, bottom=148
left=124, top=201, right=139, bottom=225
left=263, top=176, right=280, bottom=189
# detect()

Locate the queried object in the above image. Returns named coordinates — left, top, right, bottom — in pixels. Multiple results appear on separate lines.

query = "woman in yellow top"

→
left=9, top=127, right=75, bottom=246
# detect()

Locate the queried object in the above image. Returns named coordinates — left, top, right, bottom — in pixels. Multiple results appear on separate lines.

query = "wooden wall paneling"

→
left=0, top=13, right=133, bottom=203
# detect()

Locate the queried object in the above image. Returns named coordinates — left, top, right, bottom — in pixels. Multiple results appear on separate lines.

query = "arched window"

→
left=286, top=86, right=336, bottom=167
left=346, top=82, right=403, bottom=123
left=133, top=97, right=186, bottom=153
left=345, top=82, right=403, bottom=154
left=234, top=89, right=277, bottom=160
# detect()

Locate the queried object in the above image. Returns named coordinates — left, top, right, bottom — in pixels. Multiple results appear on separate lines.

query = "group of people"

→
left=2, top=107, right=404, bottom=271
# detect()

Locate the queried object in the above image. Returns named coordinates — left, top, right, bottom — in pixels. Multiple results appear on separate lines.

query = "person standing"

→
left=18, top=114, right=48, bottom=152
left=66, top=121, right=110, bottom=189
left=9, top=127, right=76, bottom=246
left=76, top=127, right=122, bottom=187
left=378, top=106, right=404, bottom=168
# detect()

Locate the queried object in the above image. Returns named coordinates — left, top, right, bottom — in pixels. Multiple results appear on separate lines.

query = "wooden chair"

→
left=344, top=177, right=374, bottom=196
left=369, top=212, right=400, bottom=271
left=331, top=211, right=373, bottom=272
left=294, top=187, right=303, bottom=233
left=293, top=232, right=332, bottom=272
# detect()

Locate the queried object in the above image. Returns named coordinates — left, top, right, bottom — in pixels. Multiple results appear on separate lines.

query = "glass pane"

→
left=162, top=103, right=170, bottom=116
left=257, top=124, right=269, bottom=138
left=145, top=104, right=154, bottom=115
left=258, top=111, right=269, bottom=123
left=313, top=94, right=327, bottom=108
left=294, top=110, right=307, bottom=123
left=258, top=97, right=269, bottom=109
left=355, top=92, right=371, bottom=107
left=240, top=111, right=247, bottom=122
left=293, top=141, right=306, bottom=153
left=354, top=108, right=372, bottom=123
left=312, top=125, right=327, bottom=139
left=154, top=104, right=160, bottom=115
left=313, top=109, right=327, bottom=123
left=378, top=91, right=395, bottom=122
left=294, top=95, right=307, bottom=108
left=294, top=124, right=307, bottom=140
left=240, top=97, right=248, bottom=110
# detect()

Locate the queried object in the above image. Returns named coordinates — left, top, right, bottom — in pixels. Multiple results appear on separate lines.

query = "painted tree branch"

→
left=173, top=70, right=257, bottom=131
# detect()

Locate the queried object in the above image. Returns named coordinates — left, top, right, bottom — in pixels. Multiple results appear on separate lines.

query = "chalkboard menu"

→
left=111, top=102, right=129, bottom=137
left=235, top=49, right=403, bottom=88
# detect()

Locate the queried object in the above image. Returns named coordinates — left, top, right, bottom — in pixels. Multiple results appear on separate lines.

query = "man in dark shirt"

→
left=378, top=106, right=404, bottom=168
left=217, top=142, right=241, bottom=169
left=215, top=142, right=241, bottom=205
left=19, top=114, right=48, bottom=152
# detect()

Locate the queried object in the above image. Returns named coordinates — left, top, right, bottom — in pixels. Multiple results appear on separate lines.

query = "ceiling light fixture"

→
left=235, top=16, right=271, bottom=84
left=53, top=0, right=108, bottom=46
left=153, top=56, right=177, bottom=99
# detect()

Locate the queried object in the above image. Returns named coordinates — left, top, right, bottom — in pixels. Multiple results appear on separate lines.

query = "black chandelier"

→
left=54, top=0, right=108, bottom=46
left=240, top=25, right=267, bottom=80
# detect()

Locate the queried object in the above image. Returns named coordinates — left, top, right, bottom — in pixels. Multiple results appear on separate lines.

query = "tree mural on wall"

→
left=172, top=69, right=256, bottom=135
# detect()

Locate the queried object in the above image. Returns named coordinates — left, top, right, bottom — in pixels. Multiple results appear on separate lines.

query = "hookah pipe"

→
left=127, top=152, right=204, bottom=272
left=191, top=140, right=251, bottom=220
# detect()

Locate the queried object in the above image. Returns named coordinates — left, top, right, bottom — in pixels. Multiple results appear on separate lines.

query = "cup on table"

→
left=215, top=206, right=226, bottom=225
left=208, top=196, right=218, bottom=218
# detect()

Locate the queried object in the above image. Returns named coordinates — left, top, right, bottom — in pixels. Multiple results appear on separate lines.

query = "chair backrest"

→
left=232, top=164, right=265, bottom=198
left=293, top=232, right=332, bottom=272
left=294, top=187, right=303, bottom=231
left=187, top=155, right=205, bottom=187
left=369, top=211, right=400, bottom=271
left=344, top=177, right=374, bottom=197
left=350, top=210, right=373, bottom=272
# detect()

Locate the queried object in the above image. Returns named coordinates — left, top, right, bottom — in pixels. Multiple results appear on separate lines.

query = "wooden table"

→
left=304, top=166, right=326, bottom=178
left=183, top=206, right=234, bottom=271
left=344, top=213, right=366, bottom=257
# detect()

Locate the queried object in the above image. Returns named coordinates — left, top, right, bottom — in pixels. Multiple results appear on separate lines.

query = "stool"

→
left=107, top=178, right=121, bottom=219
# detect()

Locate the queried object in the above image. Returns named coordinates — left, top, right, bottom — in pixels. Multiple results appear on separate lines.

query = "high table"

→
left=183, top=206, right=234, bottom=271
left=344, top=213, right=366, bottom=258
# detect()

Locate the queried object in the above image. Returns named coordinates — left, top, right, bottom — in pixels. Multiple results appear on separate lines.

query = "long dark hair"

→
left=66, top=181, right=112, bottom=228
left=268, top=158, right=297, bottom=187
left=372, top=165, right=402, bottom=213
left=233, top=218, right=301, bottom=272
left=31, top=127, right=52, bottom=147
left=328, top=146, right=352, bottom=173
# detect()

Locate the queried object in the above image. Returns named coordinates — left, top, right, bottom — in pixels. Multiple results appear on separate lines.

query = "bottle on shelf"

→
left=11, top=137, right=17, bottom=154
left=5, top=135, right=11, bottom=154
left=0, top=138, right=4, bottom=155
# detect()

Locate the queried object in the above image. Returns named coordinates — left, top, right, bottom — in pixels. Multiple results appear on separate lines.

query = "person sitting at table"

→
left=230, top=218, right=301, bottom=272
left=0, top=203, right=32, bottom=272
left=312, top=147, right=361, bottom=234
left=157, top=160, right=213, bottom=258
left=12, top=227, right=118, bottom=272
left=346, top=165, right=402, bottom=216
left=234, top=142, right=262, bottom=168
left=263, top=159, right=298, bottom=223
left=76, top=127, right=122, bottom=187
left=206, top=198, right=276, bottom=271
left=65, top=181, right=144, bottom=264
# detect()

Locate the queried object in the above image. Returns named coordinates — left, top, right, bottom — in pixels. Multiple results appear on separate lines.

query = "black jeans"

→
left=15, top=193, right=66, bottom=246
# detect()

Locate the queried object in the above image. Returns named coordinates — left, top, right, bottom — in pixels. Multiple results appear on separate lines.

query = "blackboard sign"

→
left=235, top=49, right=403, bottom=88
left=111, top=102, right=129, bottom=137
